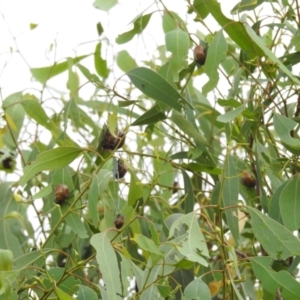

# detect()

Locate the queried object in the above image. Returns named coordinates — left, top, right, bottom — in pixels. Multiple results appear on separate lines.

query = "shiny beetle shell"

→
left=54, top=184, right=69, bottom=204
left=194, top=45, right=207, bottom=66
left=102, top=127, right=126, bottom=151
left=115, top=159, right=127, bottom=179
left=114, top=214, right=125, bottom=229
left=240, top=171, right=256, bottom=189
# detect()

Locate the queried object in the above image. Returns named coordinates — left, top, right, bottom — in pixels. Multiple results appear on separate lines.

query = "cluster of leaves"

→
left=1, top=0, right=300, bottom=299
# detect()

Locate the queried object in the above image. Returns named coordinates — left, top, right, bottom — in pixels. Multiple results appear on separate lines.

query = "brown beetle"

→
left=173, top=181, right=180, bottom=194
left=54, top=184, right=69, bottom=204
left=115, top=159, right=127, bottom=179
left=194, top=45, right=207, bottom=66
left=102, top=127, right=126, bottom=151
left=114, top=214, right=125, bottom=229
left=2, top=157, right=14, bottom=169
left=240, top=171, right=256, bottom=189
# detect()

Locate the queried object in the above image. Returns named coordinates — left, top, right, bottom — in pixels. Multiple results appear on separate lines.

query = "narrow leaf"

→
left=165, top=28, right=189, bottom=81
left=273, top=113, right=300, bottom=152
left=217, top=105, right=245, bottom=123
left=170, top=110, right=208, bottom=146
left=131, top=105, right=166, bottom=126
left=94, top=43, right=109, bottom=78
left=252, top=256, right=300, bottom=300
left=65, top=212, right=88, bottom=239
left=127, top=67, right=185, bottom=111
left=249, top=207, right=300, bottom=259
left=88, top=175, right=100, bottom=227
left=245, top=24, right=300, bottom=85
left=222, top=155, right=239, bottom=244
left=279, top=175, right=300, bottom=231
left=21, top=94, right=49, bottom=128
left=90, top=232, right=122, bottom=299
left=78, top=285, right=98, bottom=300
left=20, top=147, right=83, bottom=185
left=182, top=170, right=195, bottom=214
left=116, top=13, right=152, bottom=44
left=203, top=30, right=228, bottom=95
left=169, top=212, right=209, bottom=266
left=128, top=171, right=143, bottom=206
left=117, top=50, right=137, bottom=72
left=184, top=278, right=211, bottom=300
left=202, top=0, right=264, bottom=59
left=93, top=0, right=117, bottom=11
left=133, top=234, right=164, bottom=256
left=31, top=55, right=88, bottom=84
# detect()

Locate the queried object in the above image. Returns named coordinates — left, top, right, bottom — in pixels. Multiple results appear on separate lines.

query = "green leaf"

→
left=88, top=175, right=99, bottom=227
left=184, top=278, right=211, bottom=300
left=77, top=285, right=98, bottom=300
left=182, top=170, right=195, bottom=214
left=0, top=183, right=24, bottom=258
left=55, top=287, right=74, bottom=300
left=127, top=67, right=186, bottom=111
left=116, top=50, right=137, bottom=73
left=169, top=212, right=209, bottom=266
left=93, top=0, right=117, bottom=11
left=252, top=256, right=300, bottom=300
left=21, top=94, right=49, bottom=128
left=131, top=104, right=166, bottom=126
left=231, top=0, right=265, bottom=14
left=65, top=212, right=88, bottom=239
left=202, top=30, right=228, bottom=95
left=245, top=25, right=300, bottom=84
left=30, top=55, right=88, bottom=84
left=20, top=147, right=83, bottom=186
left=77, top=64, right=102, bottom=85
left=96, top=22, right=104, bottom=35
left=116, top=13, right=152, bottom=44
left=128, top=171, right=143, bottom=206
left=133, top=234, right=164, bottom=257
left=3, top=92, right=25, bottom=149
left=162, top=11, right=188, bottom=33
left=181, top=162, right=221, bottom=175
left=279, top=175, right=300, bottom=231
left=170, top=110, right=208, bottom=146
left=202, top=0, right=264, bottom=59
left=90, top=232, right=122, bottom=299
left=248, top=207, right=300, bottom=260
left=94, top=43, right=109, bottom=78
left=191, top=0, right=209, bottom=20
left=217, top=105, right=245, bottom=123
left=222, top=155, right=239, bottom=244
left=29, top=23, right=38, bottom=30
left=269, top=180, right=287, bottom=223
left=0, top=249, right=13, bottom=271
left=32, top=185, right=53, bottom=200
left=273, top=113, right=300, bottom=153
left=165, top=28, right=189, bottom=81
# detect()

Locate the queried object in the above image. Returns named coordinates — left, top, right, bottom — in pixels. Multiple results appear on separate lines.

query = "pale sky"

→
left=0, top=0, right=240, bottom=99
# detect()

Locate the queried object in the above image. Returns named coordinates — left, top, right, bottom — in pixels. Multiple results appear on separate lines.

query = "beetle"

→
left=54, top=184, right=69, bottom=204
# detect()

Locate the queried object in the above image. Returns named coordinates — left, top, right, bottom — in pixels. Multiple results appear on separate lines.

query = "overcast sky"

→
left=0, top=0, right=240, bottom=99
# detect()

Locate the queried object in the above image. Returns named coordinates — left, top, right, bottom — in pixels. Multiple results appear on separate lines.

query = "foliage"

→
left=1, top=0, right=300, bottom=299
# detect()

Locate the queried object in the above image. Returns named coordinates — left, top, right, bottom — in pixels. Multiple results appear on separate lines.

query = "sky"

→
left=0, top=0, right=240, bottom=100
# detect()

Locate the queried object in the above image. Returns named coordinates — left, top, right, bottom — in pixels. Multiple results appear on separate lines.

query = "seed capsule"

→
left=240, top=171, right=256, bottom=188
left=114, top=214, right=125, bottom=229
left=194, top=45, right=207, bottom=66
left=54, top=184, right=69, bottom=204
